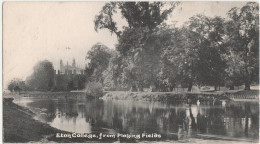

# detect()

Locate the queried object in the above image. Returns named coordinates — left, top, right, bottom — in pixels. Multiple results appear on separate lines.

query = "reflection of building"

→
left=53, top=59, right=86, bottom=91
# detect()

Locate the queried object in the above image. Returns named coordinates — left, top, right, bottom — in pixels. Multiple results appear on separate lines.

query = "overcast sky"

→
left=3, top=1, right=248, bottom=88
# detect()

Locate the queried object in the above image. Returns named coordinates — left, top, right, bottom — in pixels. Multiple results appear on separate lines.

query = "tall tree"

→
left=26, top=60, right=55, bottom=91
left=156, top=25, right=188, bottom=91
left=102, top=51, right=125, bottom=90
left=183, top=15, right=227, bottom=91
left=223, top=51, right=245, bottom=90
left=94, top=2, right=179, bottom=91
left=116, top=26, right=167, bottom=91
left=85, top=43, right=113, bottom=85
left=225, top=2, right=259, bottom=90
left=178, top=27, right=205, bottom=91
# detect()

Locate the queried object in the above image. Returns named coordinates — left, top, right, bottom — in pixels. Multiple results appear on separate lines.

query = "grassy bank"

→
left=3, top=98, right=64, bottom=142
left=101, top=90, right=259, bottom=102
left=225, top=90, right=259, bottom=99
left=3, top=91, right=85, bottom=99
left=101, top=91, right=229, bottom=102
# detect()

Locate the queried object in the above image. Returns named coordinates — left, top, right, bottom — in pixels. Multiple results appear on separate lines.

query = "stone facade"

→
left=53, top=59, right=86, bottom=91
left=59, top=59, right=84, bottom=75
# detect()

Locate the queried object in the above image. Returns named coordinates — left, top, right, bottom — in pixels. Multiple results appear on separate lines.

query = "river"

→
left=13, top=94, right=259, bottom=142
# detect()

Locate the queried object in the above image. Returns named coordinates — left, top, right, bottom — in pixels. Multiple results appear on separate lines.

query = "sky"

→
left=3, top=1, right=248, bottom=88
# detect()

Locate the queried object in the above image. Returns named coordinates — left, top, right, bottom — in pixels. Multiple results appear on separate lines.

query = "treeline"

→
left=7, top=2, right=258, bottom=93
left=85, top=2, right=259, bottom=92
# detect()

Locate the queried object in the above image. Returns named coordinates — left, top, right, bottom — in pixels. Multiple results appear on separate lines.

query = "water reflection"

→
left=14, top=97, right=259, bottom=141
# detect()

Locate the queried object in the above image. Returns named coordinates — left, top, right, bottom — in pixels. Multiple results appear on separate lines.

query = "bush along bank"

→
left=85, top=81, right=104, bottom=99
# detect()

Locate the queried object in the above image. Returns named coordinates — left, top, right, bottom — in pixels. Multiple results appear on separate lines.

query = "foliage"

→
left=26, top=60, right=55, bottom=91
left=102, top=51, right=125, bottom=90
left=85, top=81, right=104, bottom=98
left=224, top=2, right=259, bottom=90
left=8, top=78, right=28, bottom=92
left=158, top=14, right=228, bottom=91
left=94, top=2, right=180, bottom=91
left=88, top=2, right=259, bottom=92
left=85, top=43, right=113, bottom=85
left=116, top=27, right=165, bottom=91
left=186, top=15, right=227, bottom=88
left=94, top=2, right=180, bottom=37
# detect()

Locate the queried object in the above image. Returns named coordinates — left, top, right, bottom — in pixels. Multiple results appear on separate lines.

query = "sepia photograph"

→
left=2, top=1, right=259, bottom=143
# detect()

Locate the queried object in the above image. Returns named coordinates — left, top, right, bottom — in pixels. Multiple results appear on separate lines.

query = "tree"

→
left=223, top=51, right=244, bottom=90
left=102, top=51, right=125, bottom=90
left=177, top=27, right=204, bottom=91
left=8, top=80, right=15, bottom=92
left=178, top=14, right=227, bottom=91
left=8, top=78, right=27, bottom=92
left=94, top=2, right=180, bottom=91
left=94, top=2, right=180, bottom=37
left=26, top=60, right=55, bottom=91
left=116, top=26, right=166, bottom=91
left=85, top=43, right=113, bottom=85
left=225, top=2, right=259, bottom=90
left=155, top=25, right=184, bottom=91
left=67, top=80, right=74, bottom=91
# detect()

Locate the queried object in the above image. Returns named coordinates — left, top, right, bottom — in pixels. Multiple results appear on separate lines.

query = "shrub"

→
left=85, top=82, right=104, bottom=98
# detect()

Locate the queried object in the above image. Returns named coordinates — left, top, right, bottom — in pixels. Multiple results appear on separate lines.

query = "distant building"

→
left=53, top=58, right=86, bottom=91
left=59, top=58, right=84, bottom=75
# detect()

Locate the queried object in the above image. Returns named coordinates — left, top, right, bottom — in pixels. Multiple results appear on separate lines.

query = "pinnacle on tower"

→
left=60, top=59, right=63, bottom=71
left=72, top=58, right=76, bottom=67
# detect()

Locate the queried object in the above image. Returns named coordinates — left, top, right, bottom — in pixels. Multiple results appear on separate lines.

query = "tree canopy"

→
left=8, top=78, right=28, bottom=92
left=88, top=2, right=259, bottom=92
left=94, top=2, right=180, bottom=37
left=26, top=60, right=55, bottom=91
left=224, top=2, right=259, bottom=90
left=85, top=43, right=113, bottom=85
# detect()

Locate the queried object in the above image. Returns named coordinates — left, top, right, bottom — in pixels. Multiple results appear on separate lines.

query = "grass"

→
left=3, top=99, right=66, bottom=142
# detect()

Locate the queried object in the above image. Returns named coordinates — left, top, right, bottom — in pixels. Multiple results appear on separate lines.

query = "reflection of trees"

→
left=27, top=98, right=80, bottom=123
left=27, top=98, right=259, bottom=141
left=60, top=98, right=79, bottom=119
left=189, top=106, right=197, bottom=131
left=82, top=100, right=186, bottom=140
left=244, top=103, right=252, bottom=137
left=196, top=109, right=208, bottom=133
left=80, top=100, right=259, bottom=141
left=84, top=100, right=103, bottom=122
left=249, top=102, right=259, bottom=138
left=27, top=99, right=57, bottom=122
left=205, top=106, right=226, bottom=135
left=223, top=102, right=258, bottom=138
left=195, top=102, right=259, bottom=139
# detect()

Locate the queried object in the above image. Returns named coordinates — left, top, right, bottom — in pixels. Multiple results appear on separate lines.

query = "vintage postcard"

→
left=2, top=1, right=259, bottom=143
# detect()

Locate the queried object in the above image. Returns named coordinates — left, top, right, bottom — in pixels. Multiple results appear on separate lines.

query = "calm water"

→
left=14, top=95, right=259, bottom=142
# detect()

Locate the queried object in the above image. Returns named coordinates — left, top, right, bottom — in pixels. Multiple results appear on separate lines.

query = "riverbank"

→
left=101, top=90, right=259, bottom=102
left=225, top=90, right=259, bottom=100
left=101, top=91, right=225, bottom=102
left=3, top=98, right=66, bottom=142
left=3, top=91, right=86, bottom=99
left=3, top=98, right=113, bottom=143
left=4, top=89, right=258, bottom=103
